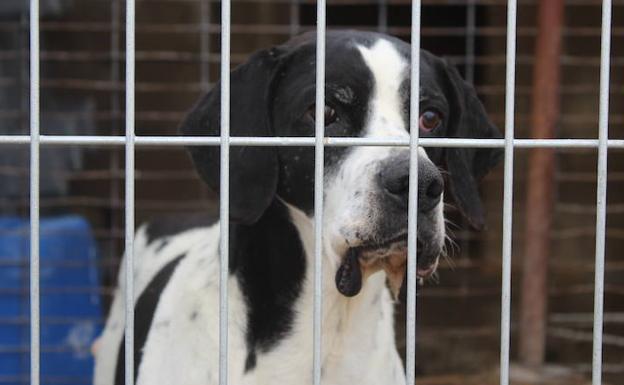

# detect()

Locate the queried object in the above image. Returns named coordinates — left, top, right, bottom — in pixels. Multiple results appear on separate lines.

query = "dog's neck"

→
left=283, top=198, right=390, bottom=305
left=229, top=199, right=395, bottom=369
left=282, top=200, right=399, bottom=377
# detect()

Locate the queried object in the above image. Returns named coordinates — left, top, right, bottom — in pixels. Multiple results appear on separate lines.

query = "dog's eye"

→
left=419, top=110, right=442, bottom=132
left=306, top=104, right=337, bottom=126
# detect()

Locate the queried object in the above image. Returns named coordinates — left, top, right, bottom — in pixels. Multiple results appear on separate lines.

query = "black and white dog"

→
left=94, top=30, right=501, bottom=385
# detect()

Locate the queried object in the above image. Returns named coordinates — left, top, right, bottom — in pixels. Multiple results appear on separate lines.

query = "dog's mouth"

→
left=335, top=233, right=439, bottom=299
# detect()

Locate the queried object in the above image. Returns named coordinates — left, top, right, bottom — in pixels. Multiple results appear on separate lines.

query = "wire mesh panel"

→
left=0, top=0, right=621, bottom=384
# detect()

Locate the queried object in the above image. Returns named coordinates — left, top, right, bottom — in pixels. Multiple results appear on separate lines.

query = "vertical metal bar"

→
left=219, top=0, right=231, bottom=383
left=200, top=0, right=211, bottom=92
left=500, top=1, right=517, bottom=384
left=592, top=1, right=612, bottom=384
left=405, top=1, right=420, bottom=384
left=29, top=0, right=40, bottom=384
left=124, top=0, right=136, bottom=382
left=289, top=0, right=300, bottom=37
left=313, top=0, right=326, bottom=384
left=378, top=0, right=388, bottom=34
left=519, top=0, right=564, bottom=367
left=465, top=0, right=476, bottom=84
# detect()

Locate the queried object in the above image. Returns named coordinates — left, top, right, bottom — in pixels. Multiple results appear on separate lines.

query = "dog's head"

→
left=181, top=31, right=502, bottom=298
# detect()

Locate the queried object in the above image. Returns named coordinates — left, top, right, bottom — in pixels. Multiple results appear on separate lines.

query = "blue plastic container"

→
left=0, top=216, right=103, bottom=385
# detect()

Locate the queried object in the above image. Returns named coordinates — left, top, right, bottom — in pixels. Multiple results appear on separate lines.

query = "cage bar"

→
left=500, top=0, right=517, bottom=384
left=313, top=1, right=326, bottom=384
left=592, top=1, right=612, bottom=384
left=219, top=0, right=231, bottom=383
left=3, top=135, right=624, bottom=149
left=29, top=0, right=41, bottom=384
left=12, top=0, right=617, bottom=4
left=405, top=0, right=421, bottom=384
left=124, top=0, right=137, bottom=382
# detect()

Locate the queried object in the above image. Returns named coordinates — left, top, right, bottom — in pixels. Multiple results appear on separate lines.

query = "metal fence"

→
left=6, top=0, right=616, bottom=384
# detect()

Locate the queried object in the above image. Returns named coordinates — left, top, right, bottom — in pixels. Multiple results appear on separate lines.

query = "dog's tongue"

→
left=335, top=249, right=362, bottom=297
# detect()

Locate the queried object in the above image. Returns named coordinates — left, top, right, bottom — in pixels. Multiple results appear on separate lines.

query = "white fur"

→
left=93, top=226, right=217, bottom=384
left=357, top=39, right=408, bottom=136
left=323, top=40, right=445, bottom=264
left=94, top=214, right=404, bottom=385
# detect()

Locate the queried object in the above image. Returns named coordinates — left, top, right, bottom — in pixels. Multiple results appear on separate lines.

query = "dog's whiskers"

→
left=445, top=234, right=459, bottom=254
left=440, top=246, right=456, bottom=270
left=443, top=201, right=458, bottom=211
left=427, top=270, right=440, bottom=285
left=439, top=220, right=459, bottom=271
left=444, top=217, right=460, bottom=231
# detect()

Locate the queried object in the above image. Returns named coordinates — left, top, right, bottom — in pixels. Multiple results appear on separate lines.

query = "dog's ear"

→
left=439, top=61, right=503, bottom=230
left=180, top=48, right=283, bottom=224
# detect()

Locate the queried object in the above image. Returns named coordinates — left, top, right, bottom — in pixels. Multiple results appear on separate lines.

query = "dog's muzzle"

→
left=335, top=151, right=445, bottom=298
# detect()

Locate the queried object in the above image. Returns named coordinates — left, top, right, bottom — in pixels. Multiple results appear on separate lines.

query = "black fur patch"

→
left=244, top=351, right=257, bottom=373
left=114, top=254, right=186, bottom=385
left=229, top=199, right=306, bottom=372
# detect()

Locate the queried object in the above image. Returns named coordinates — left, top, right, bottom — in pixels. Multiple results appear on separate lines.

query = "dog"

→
left=93, top=30, right=502, bottom=385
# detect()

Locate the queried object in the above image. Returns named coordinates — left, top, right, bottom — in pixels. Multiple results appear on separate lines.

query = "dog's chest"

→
left=245, top=272, right=405, bottom=385
left=138, top=250, right=404, bottom=385
left=95, top=225, right=405, bottom=385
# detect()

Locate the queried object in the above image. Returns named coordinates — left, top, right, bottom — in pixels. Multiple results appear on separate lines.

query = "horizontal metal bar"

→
left=1, top=135, right=624, bottom=148
left=4, top=0, right=620, bottom=6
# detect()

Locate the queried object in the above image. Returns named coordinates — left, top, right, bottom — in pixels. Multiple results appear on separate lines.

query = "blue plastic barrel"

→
left=0, top=216, right=103, bottom=385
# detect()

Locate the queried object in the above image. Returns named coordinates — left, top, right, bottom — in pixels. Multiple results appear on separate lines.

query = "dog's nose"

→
left=421, top=171, right=444, bottom=211
left=380, top=158, right=444, bottom=213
